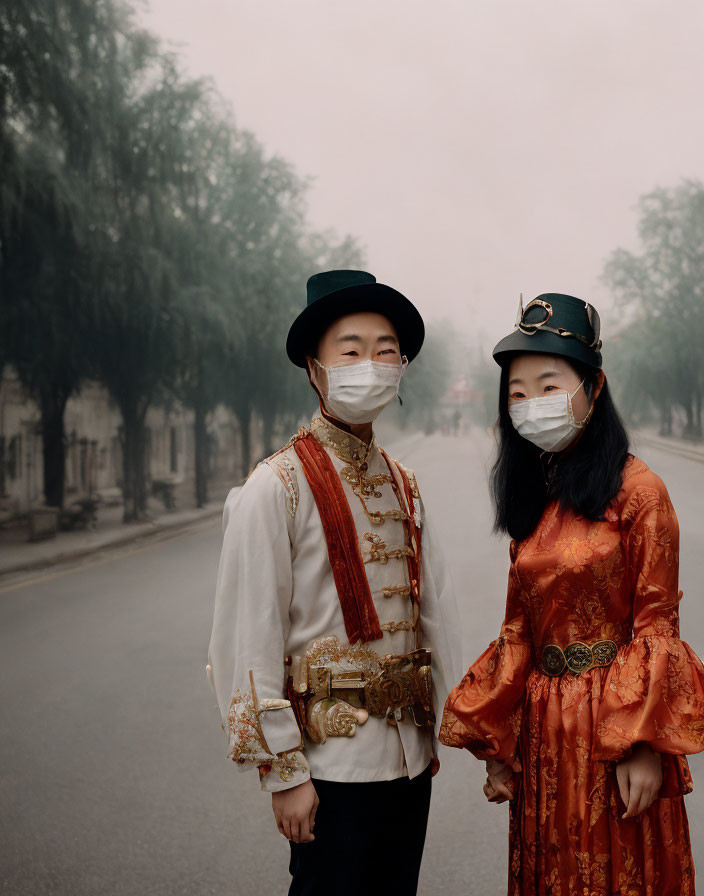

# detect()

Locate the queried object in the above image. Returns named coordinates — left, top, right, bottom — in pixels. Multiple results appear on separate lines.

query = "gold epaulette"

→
left=395, top=459, right=421, bottom=500
left=246, top=426, right=310, bottom=518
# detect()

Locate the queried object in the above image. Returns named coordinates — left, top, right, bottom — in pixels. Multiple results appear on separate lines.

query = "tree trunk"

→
left=682, top=396, right=695, bottom=439
left=120, top=401, right=149, bottom=522
left=194, top=400, right=209, bottom=508
left=261, top=409, right=276, bottom=459
left=659, top=400, right=673, bottom=437
left=39, top=385, right=69, bottom=507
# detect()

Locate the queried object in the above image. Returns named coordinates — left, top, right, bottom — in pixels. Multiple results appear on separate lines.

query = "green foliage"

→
left=603, top=180, right=704, bottom=439
left=0, top=0, right=138, bottom=506
left=0, top=0, right=363, bottom=513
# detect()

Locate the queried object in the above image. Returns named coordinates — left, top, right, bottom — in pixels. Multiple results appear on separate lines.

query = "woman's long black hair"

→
left=491, top=357, right=630, bottom=542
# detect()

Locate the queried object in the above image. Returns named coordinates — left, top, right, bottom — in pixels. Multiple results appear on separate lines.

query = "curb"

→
left=634, top=433, right=704, bottom=465
left=0, top=505, right=224, bottom=580
left=0, top=430, right=426, bottom=582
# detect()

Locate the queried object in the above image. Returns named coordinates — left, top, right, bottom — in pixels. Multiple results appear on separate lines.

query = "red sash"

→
left=294, top=434, right=383, bottom=644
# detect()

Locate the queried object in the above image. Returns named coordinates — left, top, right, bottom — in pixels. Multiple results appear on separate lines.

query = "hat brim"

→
left=492, top=329, right=602, bottom=370
left=286, top=282, right=425, bottom=368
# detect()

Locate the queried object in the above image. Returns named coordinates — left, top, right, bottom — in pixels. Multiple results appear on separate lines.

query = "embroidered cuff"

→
left=227, top=682, right=303, bottom=768
left=259, top=750, right=311, bottom=793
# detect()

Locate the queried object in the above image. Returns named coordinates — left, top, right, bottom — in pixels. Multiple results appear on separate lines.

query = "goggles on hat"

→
left=515, top=297, right=602, bottom=352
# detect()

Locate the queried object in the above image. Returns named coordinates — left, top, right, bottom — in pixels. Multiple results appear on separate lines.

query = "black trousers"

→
left=288, top=764, right=432, bottom=896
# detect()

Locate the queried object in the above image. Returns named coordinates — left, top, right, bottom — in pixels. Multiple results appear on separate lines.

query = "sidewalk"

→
left=0, top=495, right=229, bottom=579
left=631, top=428, right=704, bottom=464
left=0, top=427, right=428, bottom=581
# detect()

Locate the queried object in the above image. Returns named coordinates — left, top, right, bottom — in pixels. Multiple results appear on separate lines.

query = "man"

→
left=207, top=269, right=461, bottom=895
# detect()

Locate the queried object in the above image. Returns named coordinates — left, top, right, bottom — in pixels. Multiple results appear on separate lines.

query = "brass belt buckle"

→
left=363, top=648, right=435, bottom=728
left=305, top=666, right=369, bottom=744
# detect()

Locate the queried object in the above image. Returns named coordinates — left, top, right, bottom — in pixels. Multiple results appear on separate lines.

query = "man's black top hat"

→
left=286, top=270, right=425, bottom=368
left=493, top=293, right=603, bottom=370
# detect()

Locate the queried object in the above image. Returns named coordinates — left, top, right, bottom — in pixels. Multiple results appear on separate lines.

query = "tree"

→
left=604, top=180, right=704, bottom=438
left=0, top=0, right=132, bottom=507
left=166, top=106, right=237, bottom=507
left=87, top=47, right=211, bottom=520
left=0, top=0, right=367, bottom=517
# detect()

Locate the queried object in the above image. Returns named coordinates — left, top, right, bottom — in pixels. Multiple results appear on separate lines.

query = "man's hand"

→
left=616, top=742, right=662, bottom=819
left=272, top=780, right=319, bottom=843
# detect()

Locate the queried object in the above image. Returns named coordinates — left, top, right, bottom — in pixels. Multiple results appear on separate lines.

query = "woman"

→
left=440, top=293, right=704, bottom=895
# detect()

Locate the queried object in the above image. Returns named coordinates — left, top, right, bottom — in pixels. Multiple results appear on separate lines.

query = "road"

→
left=1, top=429, right=702, bottom=895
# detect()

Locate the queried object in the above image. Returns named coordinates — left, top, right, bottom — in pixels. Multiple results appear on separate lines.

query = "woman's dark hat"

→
left=493, top=293, right=603, bottom=370
left=286, top=270, right=425, bottom=368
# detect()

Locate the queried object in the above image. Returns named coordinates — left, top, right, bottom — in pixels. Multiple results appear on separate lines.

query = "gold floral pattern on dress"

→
left=440, top=456, right=703, bottom=895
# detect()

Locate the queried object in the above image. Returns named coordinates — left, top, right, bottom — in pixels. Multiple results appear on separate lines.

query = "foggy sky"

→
left=140, top=0, right=704, bottom=350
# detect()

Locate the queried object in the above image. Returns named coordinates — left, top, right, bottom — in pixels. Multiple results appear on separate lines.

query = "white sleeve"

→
left=417, top=495, right=465, bottom=739
left=207, top=462, right=310, bottom=793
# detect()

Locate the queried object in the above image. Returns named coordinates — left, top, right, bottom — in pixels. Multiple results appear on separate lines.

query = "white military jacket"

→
left=208, top=415, right=462, bottom=792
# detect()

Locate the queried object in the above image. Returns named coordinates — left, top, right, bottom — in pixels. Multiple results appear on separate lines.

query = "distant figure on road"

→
left=440, top=293, right=704, bottom=896
left=208, top=270, right=462, bottom=896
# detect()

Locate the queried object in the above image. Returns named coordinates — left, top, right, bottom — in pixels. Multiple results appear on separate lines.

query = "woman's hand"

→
left=616, top=742, right=662, bottom=819
left=483, top=758, right=515, bottom=804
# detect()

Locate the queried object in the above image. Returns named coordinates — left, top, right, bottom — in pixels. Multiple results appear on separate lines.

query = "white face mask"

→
left=508, top=380, right=592, bottom=453
left=313, top=357, right=407, bottom=425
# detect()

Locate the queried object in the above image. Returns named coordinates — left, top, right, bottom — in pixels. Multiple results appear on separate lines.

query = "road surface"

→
left=1, top=429, right=702, bottom=894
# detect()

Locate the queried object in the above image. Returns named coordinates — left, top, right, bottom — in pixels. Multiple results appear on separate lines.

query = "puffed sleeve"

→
left=439, top=540, right=533, bottom=765
left=594, top=475, right=704, bottom=780
left=207, top=464, right=310, bottom=793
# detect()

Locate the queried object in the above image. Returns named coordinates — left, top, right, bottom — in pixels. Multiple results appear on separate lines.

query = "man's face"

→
left=305, top=311, right=402, bottom=396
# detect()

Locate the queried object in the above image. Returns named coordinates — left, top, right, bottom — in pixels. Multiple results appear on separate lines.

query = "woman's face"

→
left=507, top=353, right=591, bottom=421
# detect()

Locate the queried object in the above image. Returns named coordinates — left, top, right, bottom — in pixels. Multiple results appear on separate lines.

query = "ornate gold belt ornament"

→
left=286, top=635, right=435, bottom=744
left=540, top=639, right=618, bottom=677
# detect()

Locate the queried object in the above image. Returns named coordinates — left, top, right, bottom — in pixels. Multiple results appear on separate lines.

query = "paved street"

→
left=1, top=429, right=703, bottom=895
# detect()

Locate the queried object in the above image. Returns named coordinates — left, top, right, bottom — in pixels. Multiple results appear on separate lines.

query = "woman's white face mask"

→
left=313, top=357, right=408, bottom=425
left=508, top=380, right=592, bottom=452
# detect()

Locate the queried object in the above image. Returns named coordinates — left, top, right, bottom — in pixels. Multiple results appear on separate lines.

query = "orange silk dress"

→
left=440, top=456, right=704, bottom=896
